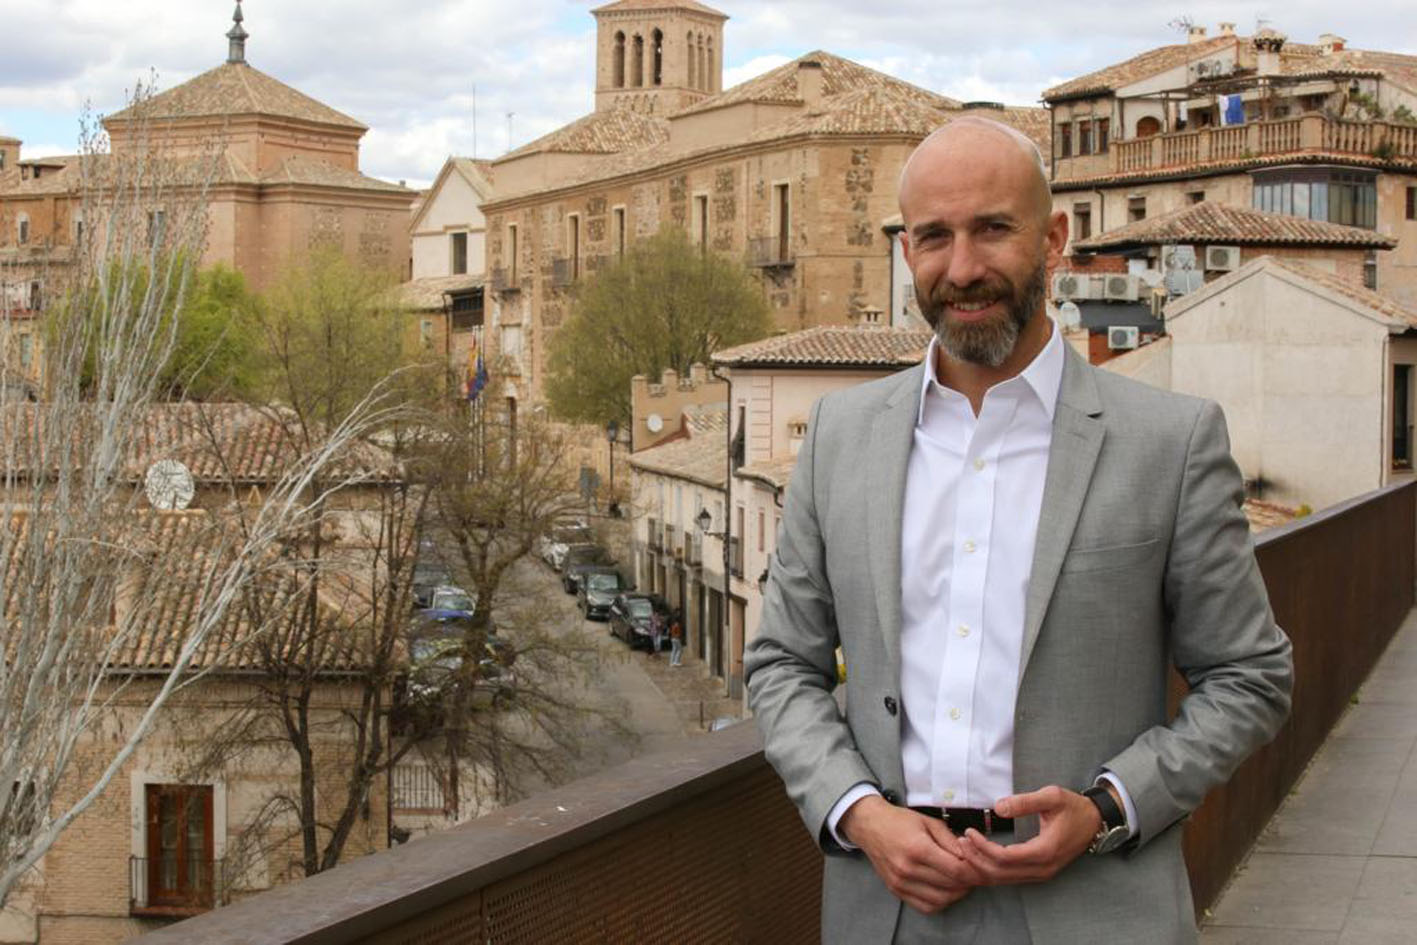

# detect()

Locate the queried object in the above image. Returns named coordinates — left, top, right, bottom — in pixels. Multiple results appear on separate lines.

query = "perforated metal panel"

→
left=359, top=766, right=821, bottom=945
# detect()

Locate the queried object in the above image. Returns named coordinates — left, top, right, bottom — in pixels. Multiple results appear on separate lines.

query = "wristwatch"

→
left=1082, top=784, right=1130, bottom=855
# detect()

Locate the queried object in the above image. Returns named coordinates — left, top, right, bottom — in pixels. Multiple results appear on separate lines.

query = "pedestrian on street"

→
left=649, top=609, right=664, bottom=656
left=669, top=612, right=684, bottom=667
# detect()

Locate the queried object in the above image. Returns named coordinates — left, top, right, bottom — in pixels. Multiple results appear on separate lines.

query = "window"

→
left=1252, top=169, right=1376, bottom=228
left=1407, top=186, right=1416, bottom=221
left=693, top=194, right=709, bottom=251
left=27, top=281, right=40, bottom=312
left=450, top=288, right=483, bottom=331
left=1078, top=120, right=1093, bottom=156
left=1073, top=203, right=1092, bottom=240
left=1128, top=196, right=1147, bottom=223
left=632, top=34, right=644, bottom=88
left=687, top=32, right=696, bottom=89
left=1365, top=250, right=1378, bottom=290
left=16, top=214, right=28, bottom=245
left=1097, top=118, right=1110, bottom=153
left=73, top=213, right=84, bottom=244
left=18, top=333, right=33, bottom=369
left=774, top=183, right=790, bottom=262
left=613, top=32, right=626, bottom=89
left=758, top=509, right=765, bottom=553
left=141, top=784, right=215, bottom=913
left=612, top=206, right=626, bottom=256
left=507, top=223, right=518, bottom=285
left=567, top=214, right=581, bottom=280
left=1135, top=116, right=1162, bottom=138
left=450, top=232, right=468, bottom=275
left=1058, top=122, right=1072, bottom=159
left=1395, top=364, right=1413, bottom=470
left=652, top=29, right=663, bottom=86
left=501, top=324, right=523, bottom=359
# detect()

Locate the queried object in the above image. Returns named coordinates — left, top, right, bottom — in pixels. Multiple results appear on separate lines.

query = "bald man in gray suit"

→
left=745, top=118, right=1292, bottom=944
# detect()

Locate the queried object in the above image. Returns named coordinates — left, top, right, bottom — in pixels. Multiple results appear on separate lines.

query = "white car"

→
left=539, top=523, right=593, bottom=570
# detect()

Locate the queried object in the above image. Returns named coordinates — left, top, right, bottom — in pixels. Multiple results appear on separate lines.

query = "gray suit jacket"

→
left=744, top=345, right=1293, bottom=945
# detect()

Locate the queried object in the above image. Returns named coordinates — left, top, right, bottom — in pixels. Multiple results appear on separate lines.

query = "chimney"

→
left=1218, top=22, right=1236, bottom=37
left=1253, top=28, right=1287, bottom=76
left=1188, top=25, right=1208, bottom=44
left=1320, top=33, right=1346, bottom=54
left=797, top=60, right=825, bottom=111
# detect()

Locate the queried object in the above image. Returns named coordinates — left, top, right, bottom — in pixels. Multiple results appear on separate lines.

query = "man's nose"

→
left=946, top=235, right=988, bottom=288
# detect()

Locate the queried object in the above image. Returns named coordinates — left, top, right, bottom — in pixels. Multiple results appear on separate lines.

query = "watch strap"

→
left=1082, top=784, right=1129, bottom=855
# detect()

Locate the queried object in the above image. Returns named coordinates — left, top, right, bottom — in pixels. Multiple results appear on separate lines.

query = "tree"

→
left=0, top=91, right=395, bottom=907
left=159, top=263, right=261, bottom=401
left=545, top=226, right=772, bottom=428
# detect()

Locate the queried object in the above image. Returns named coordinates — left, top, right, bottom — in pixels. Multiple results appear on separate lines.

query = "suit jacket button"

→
left=883, top=696, right=898, bottom=716
left=881, top=789, right=900, bottom=805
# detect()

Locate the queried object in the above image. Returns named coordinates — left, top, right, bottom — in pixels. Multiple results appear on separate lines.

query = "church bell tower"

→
left=591, top=0, right=728, bottom=114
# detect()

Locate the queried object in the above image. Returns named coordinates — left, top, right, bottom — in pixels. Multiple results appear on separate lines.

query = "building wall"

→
left=629, top=364, right=726, bottom=452
left=24, top=678, right=387, bottom=945
left=412, top=170, right=489, bottom=280
left=1167, top=269, right=1390, bottom=509
left=486, top=138, right=913, bottom=404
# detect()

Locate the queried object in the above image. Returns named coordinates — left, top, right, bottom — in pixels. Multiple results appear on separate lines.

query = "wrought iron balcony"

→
left=130, top=856, right=229, bottom=918
left=747, top=236, right=794, bottom=269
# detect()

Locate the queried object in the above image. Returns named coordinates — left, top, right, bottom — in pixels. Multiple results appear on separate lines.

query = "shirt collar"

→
left=916, top=317, right=1065, bottom=426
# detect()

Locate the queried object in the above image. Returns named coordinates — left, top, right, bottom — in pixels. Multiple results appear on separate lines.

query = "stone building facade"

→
left=1044, top=23, right=1417, bottom=307
left=478, top=0, right=1047, bottom=409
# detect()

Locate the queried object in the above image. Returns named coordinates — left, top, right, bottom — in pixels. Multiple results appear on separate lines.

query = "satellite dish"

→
left=646, top=413, right=664, bottom=434
left=145, top=459, right=195, bottom=511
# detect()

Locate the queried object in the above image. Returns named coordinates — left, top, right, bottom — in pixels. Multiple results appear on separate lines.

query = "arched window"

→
left=16, top=213, right=29, bottom=245
left=632, top=34, right=644, bottom=88
left=697, top=35, right=706, bottom=90
left=707, top=36, right=715, bottom=91
left=613, top=32, right=625, bottom=88
left=652, top=29, right=663, bottom=86
left=687, top=31, right=696, bottom=88
left=1135, top=115, right=1162, bottom=138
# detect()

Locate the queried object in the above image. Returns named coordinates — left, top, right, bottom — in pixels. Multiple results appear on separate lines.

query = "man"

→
left=744, top=117, right=1293, bottom=944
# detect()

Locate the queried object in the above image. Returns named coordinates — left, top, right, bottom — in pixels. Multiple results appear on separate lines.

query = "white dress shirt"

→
left=827, top=320, right=1136, bottom=845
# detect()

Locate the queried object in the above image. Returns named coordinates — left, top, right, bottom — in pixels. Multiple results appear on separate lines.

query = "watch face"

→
left=1091, top=825, right=1130, bottom=855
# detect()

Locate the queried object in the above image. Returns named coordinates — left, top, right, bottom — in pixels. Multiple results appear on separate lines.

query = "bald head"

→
left=899, top=116, right=1053, bottom=226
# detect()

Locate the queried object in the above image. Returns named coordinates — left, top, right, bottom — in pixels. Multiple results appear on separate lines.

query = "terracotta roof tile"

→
left=1264, top=256, right=1417, bottom=329
left=628, top=406, right=726, bottom=488
left=258, top=155, right=410, bottom=194
left=713, top=325, right=931, bottom=368
left=106, top=63, right=365, bottom=130
left=1045, top=36, right=1238, bottom=101
left=736, top=455, right=798, bottom=491
left=1073, top=201, right=1396, bottom=251
left=501, top=108, right=670, bottom=160
left=593, top=0, right=727, bottom=17
left=396, top=274, right=485, bottom=310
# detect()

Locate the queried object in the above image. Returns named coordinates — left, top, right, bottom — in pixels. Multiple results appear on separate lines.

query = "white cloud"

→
left=1, top=0, right=1413, bottom=184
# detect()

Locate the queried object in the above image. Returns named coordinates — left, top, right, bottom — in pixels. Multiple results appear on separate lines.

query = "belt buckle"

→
left=983, top=808, right=994, bottom=836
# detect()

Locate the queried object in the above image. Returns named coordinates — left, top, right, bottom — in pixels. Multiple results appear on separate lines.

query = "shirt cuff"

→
left=1097, top=771, right=1139, bottom=838
left=825, top=782, right=882, bottom=851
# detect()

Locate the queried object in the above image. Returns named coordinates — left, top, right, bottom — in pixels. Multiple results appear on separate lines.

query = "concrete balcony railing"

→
left=131, top=482, right=1416, bottom=945
left=1107, top=115, right=1417, bottom=175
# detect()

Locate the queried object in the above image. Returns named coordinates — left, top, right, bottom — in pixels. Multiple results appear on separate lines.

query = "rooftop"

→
left=500, top=108, right=670, bottom=160
left=592, top=0, right=727, bottom=18
left=105, top=61, right=366, bottom=131
left=1045, top=34, right=1238, bottom=101
left=1072, top=201, right=1398, bottom=251
left=712, top=325, right=932, bottom=368
left=627, top=406, right=726, bottom=488
left=396, top=274, right=485, bottom=311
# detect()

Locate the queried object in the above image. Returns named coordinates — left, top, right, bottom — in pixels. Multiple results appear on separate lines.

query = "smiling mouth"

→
left=949, top=299, right=998, bottom=313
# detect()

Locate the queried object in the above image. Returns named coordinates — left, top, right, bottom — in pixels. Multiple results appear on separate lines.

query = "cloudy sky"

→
left=1, top=0, right=1411, bottom=188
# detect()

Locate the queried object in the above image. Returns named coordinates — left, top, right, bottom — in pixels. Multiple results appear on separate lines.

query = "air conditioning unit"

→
left=1103, top=274, right=1139, bottom=301
left=1108, top=326, right=1140, bottom=351
left=1161, top=244, right=1197, bottom=273
left=1205, top=245, right=1241, bottom=272
left=1052, top=272, right=1090, bottom=299
left=1164, top=269, right=1206, bottom=296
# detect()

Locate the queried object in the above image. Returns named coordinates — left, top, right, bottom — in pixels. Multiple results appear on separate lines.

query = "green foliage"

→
left=1394, top=105, right=1417, bottom=126
left=1348, top=91, right=1385, bottom=121
left=161, top=264, right=260, bottom=400
left=545, top=227, right=772, bottom=428
left=252, top=246, right=439, bottom=426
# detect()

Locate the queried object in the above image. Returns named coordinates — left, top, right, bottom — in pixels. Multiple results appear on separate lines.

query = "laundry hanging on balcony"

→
left=1222, top=94, right=1245, bottom=126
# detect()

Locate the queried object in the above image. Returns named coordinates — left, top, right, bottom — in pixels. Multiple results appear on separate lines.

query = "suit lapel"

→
left=1020, top=346, right=1105, bottom=677
left=867, top=365, right=925, bottom=679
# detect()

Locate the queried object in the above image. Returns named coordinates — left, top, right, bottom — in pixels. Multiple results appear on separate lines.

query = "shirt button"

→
left=963, top=540, right=977, bottom=553
left=973, top=458, right=986, bottom=471
left=957, top=624, right=970, bottom=638
left=884, top=696, right=898, bottom=716
left=942, top=789, right=956, bottom=803
left=949, top=707, right=961, bottom=721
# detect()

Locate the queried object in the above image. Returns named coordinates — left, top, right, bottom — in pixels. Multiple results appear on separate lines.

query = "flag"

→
left=465, top=336, right=489, bottom=401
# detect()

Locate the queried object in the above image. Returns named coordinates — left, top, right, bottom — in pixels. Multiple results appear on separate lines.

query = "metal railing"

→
left=664, top=524, right=679, bottom=558
left=128, top=482, right=1417, bottom=944
left=392, top=763, right=450, bottom=813
left=489, top=267, right=519, bottom=293
left=130, top=856, right=228, bottom=917
left=747, top=236, right=794, bottom=268
left=549, top=257, right=575, bottom=288
left=728, top=536, right=743, bottom=578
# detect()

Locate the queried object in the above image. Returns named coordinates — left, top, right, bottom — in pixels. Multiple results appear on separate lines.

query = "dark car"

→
left=608, top=592, right=671, bottom=650
left=414, top=585, right=478, bottom=624
left=404, top=622, right=516, bottom=710
left=411, top=560, right=453, bottom=609
left=576, top=568, right=629, bottom=620
left=561, top=544, right=614, bottom=594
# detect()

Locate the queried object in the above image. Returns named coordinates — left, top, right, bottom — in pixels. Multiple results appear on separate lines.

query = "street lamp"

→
left=605, top=419, right=620, bottom=517
left=694, top=506, right=724, bottom=539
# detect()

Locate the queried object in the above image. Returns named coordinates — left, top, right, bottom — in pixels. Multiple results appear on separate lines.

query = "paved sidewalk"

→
left=1201, top=610, right=1417, bottom=944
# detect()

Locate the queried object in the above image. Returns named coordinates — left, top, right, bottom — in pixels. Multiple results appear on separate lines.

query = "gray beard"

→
left=920, top=261, right=1048, bottom=368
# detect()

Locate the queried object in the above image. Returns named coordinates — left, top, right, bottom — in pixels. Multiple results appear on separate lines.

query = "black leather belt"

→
left=911, top=806, right=1014, bottom=836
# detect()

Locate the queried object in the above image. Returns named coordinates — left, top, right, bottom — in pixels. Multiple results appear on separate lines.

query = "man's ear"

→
left=1044, top=210, right=1068, bottom=271
left=899, top=230, right=914, bottom=270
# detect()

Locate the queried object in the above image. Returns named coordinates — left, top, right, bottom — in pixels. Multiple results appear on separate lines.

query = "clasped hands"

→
left=838, top=786, right=1104, bottom=915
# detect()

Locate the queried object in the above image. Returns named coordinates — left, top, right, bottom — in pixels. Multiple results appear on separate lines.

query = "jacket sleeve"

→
left=1103, top=400, right=1294, bottom=844
left=745, top=397, right=880, bottom=852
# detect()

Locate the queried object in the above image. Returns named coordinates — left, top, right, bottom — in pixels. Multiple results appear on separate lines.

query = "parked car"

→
left=538, top=522, right=594, bottom=570
left=576, top=568, right=629, bottom=620
left=411, top=560, right=453, bottom=609
left=608, top=593, right=671, bottom=650
left=561, top=545, right=614, bottom=594
left=404, top=620, right=516, bottom=710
